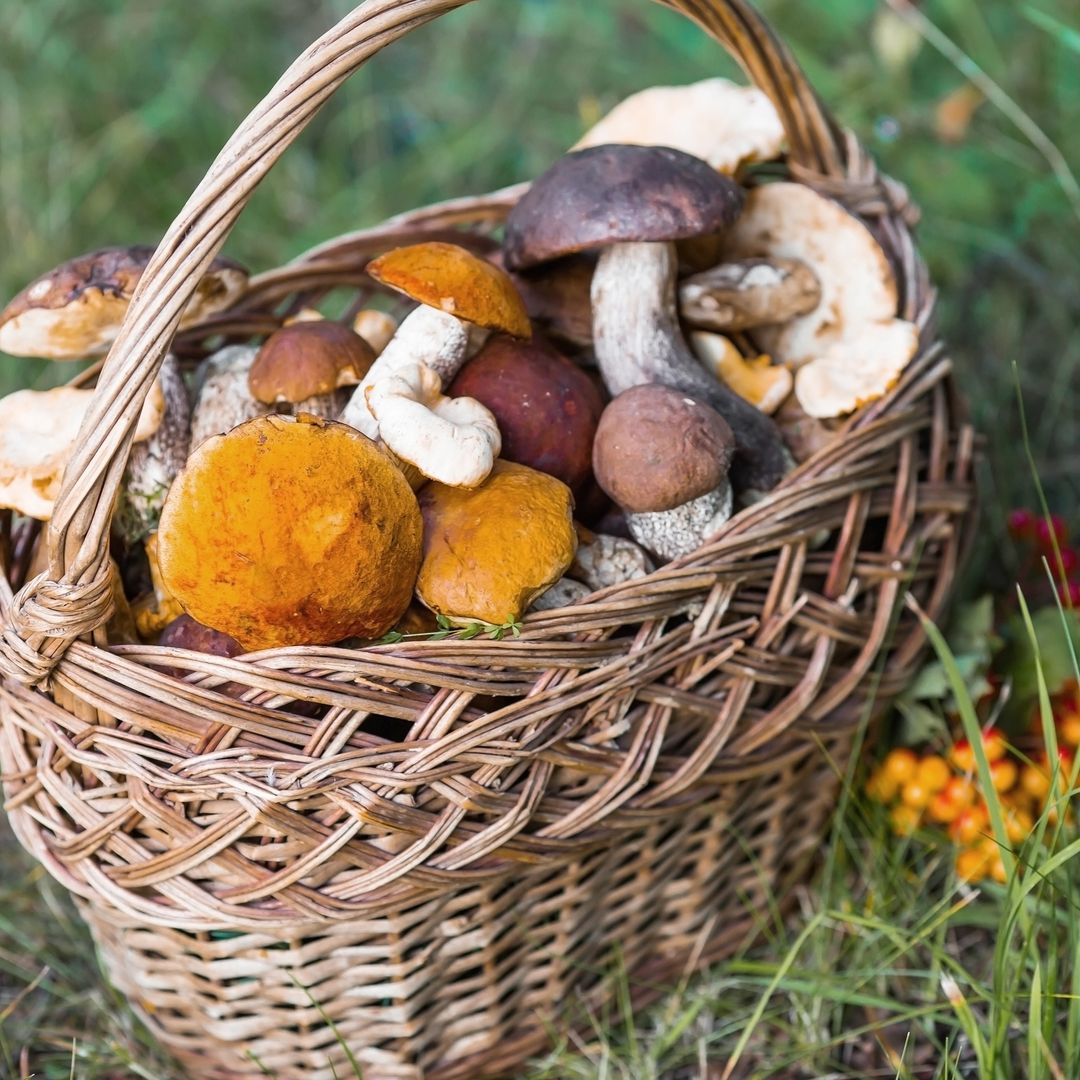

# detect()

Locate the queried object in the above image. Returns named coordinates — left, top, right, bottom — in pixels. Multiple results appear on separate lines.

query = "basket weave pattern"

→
left=0, top=0, right=974, bottom=1077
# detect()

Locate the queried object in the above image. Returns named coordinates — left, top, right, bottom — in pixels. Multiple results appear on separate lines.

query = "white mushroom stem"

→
left=189, top=345, right=271, bottom=448
left=115, top=354, right=191, bottom=546
left=572, top=533, right=655, bottom=590
left=365, top=362, right=501, bottom=488
left=626, top=483, right=733, bottom=562
left=679, top=257, right=821, bottom=332
left=590, top=241, right=790, bottom=492
left=339, top=306, right=471, bottom=438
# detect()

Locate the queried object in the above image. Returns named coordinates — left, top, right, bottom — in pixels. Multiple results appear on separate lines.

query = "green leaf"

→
left=999, top=605, right=1080, bottom=723
left=1023, top=7, right=1080, bottom=56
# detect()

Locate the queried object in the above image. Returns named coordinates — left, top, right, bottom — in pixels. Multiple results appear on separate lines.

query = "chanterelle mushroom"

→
left=340, top=242, right=529, bottom=438
left=503, top=145, right=789, bottom=493
left=157, top=414, right=423, bottom=649
left=690, top=332, right=792, bottom=415
left=723, top=182, right=919, bottom=416
left=592, top=385, right=735, bottom=561
left=0, top=246, right=248, bottom=360
left=0, top=384, right=161, bottom=519
left=573, top=78, right=785, bottom=175
left=417, top=460, right=576, bottom=625
left=248, top=320, right=375, bottom=418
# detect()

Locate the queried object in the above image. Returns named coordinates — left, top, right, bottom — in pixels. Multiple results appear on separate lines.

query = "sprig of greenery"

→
left=377, top=613, right=523, bottom=646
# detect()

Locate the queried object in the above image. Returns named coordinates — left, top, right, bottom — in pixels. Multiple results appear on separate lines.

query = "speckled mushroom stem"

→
left=590, top=241, right=790, bottom=493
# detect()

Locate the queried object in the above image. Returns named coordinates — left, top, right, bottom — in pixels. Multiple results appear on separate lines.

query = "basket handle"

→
left=1, top=0, right=852, bottom=685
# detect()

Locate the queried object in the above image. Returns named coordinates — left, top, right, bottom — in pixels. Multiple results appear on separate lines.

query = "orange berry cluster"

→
left=864, top=726, right=1070, bottom=884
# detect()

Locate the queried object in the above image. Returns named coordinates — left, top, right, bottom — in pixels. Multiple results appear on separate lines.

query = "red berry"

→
left=1059, top=548, right=1080, bottom=577
left=1007, top=508, right=1036, bottom=538
left=1036, top=515, right=1068, bottom=551
left=1057, top=581, right=1080, bottom=608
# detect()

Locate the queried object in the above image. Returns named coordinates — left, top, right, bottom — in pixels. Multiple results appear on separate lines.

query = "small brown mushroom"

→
left=158, top=614, right=244, bottom=658
left=417, top=460, right=576, bottom=625
left=503, top=145, right=789, bottom=493
left=157, top=414, right=423, bottom=649
left=592, top=386, right=735, bottom=561
left=679, top=258, right=822, bottom=333
left=248, top=321, right=375, bottom=419
left=448, top=334, right=604, bottom=495
left=0, top=246, right=248, bottom=359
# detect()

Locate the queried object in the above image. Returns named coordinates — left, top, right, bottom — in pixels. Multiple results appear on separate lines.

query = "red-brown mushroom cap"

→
left=592, top=385, right=734, bottom=513
left=448, top=334, right=604, bottom=494
left=502, top=145, right=745, bottom=271
left=248, top=321, right=376, bottom=405
left=367, top=241, right=531, bottom=339
left=0, top=246, right=248, bottom=359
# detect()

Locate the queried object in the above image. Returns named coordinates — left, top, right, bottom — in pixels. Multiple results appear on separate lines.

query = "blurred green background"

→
left=2, top=0, right=1079, bottom=578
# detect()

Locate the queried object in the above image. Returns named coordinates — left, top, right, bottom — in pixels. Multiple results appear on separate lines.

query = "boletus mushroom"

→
left=340, top=241, right=530, bottom=440
left=0, top=246, right=248, bottom=359
left=448, top=333, right=604, bottom=495
left=157, top=414, right=423, bottom=649
left=592, top=385, right=735, bottom=561
left=502, top=145, right=789, bottom=493
left=248, top=320, right=375, bottom=419
left=189, top=345, right=272, bottom=448
left=417, top=460, right=576, bottom=625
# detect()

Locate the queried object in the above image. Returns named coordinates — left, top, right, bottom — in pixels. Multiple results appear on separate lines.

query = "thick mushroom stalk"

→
left=116, top=354, right=192, bottom=546
left=190, top=346, right=272, bottom=448
left=339, top=306, right=471, bottom=437
left=365, top=362, right=501, bottom=489
left=591, top=241, right=790, bottom=492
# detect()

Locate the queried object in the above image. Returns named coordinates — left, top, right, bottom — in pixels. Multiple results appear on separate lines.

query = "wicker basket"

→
left=0, top=1, right=975, bottom=1077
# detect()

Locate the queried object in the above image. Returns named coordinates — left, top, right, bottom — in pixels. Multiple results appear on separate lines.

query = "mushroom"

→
left=340, top=242, right=530, bottom=437
left=497, top=253, right=595, bottom=350
left=679, top=258, right=822, bottom=333
left=157, top=413, right=423, bottom=649
left=723, top=182, right=920, bottom=416
left=503, top=145, right=789, bottom=493
left=115, top=354, right=192, bottom=547
left=417, top=460, right=576, bottom=625
left=352, top=309, right=398, bottom=355
left=158, top=613, right=243, bottom=657
left=0, top=384, right=162, bottom=520
left=132, top=532, right=185, bottom=640
left=189, top=345, right=272, bottom=448
left=529, top=577, right=592, bottom=612
left=689, top=332, right=792, bottom=415
left=773, top=393, right=839, bottom=464
left=448, top=333, right=604, bottom=495
left=248, top=321, right=375, bottom=419
left=571, top=532, right=655, bottom=590
left=592, top=385, right=735, bottom=561
left=364, top=362, right=501, bottom=489
left=572, top=78, right=785, bottom=175
left=0, top=246, right=248, bottom=359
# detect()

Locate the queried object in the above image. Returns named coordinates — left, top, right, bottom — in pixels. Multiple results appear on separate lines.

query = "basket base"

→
left=79, top=735, right=844, bottom=1080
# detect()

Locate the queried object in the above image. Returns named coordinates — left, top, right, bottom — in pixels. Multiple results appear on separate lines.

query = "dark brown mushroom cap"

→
left=503, top=145, right=745, bottom=271
left=0, top=245, right=248, bottom=359
left=248, top=321, right=375, bottom=404
left=592, top=385, right=735, bottom=513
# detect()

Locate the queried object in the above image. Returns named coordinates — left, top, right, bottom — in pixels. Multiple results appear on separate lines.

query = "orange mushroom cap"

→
left=367, top=242, right=531, bottom=339
left=417, top=460, right=576, bottom=624
left=157, top=414, right=422, bottom=649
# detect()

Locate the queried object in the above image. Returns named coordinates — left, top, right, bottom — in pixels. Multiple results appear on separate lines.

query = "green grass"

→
left=2, top=0, right=1080, bottom=1076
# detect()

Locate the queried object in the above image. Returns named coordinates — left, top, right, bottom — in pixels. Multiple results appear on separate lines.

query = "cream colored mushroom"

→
left=0, top=383, right=162, bottom=519
left=352, top=309, right=398, bottom=355
left=724, top=183, right=919, bottom=417
left=690, top=332, right=792, bottom=415
left=365, top=362, right=501, bottom=489
left=573, top=78, right=785, bottom=175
